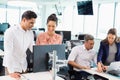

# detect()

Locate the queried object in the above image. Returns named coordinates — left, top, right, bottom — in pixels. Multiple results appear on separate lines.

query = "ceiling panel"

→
left=0, top=0, right=7, bottom=5
left=1, top=0, right=120, bottom=5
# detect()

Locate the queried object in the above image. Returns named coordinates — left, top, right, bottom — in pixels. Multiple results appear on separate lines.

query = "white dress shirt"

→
left=68, top=45, right=96, bottom=71
left=3, top=24, right=34, bottom=73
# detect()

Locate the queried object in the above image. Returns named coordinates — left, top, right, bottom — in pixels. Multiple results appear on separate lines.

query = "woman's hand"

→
left=9, top=72, right=21, bottom=78
left=97, top=62, right=104, bottom=72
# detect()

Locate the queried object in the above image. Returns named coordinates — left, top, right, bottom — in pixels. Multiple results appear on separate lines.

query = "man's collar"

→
left=18, top=24, right=28, bottom=32
left=83, top=44, right=87, bottom=50
left=83, top=44, right=92, bottom=51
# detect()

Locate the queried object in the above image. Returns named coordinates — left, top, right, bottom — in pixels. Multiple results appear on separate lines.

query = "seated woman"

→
left=36, top=14, right=62, bottom=45
left=97, top=28, right=120, bottom=72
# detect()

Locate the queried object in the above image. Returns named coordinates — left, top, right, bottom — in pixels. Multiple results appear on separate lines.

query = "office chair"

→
left=67, top=40, right=85, bottom=80
left=0, top=56, right=4, bottom=76
left=67, top=49, right=75, bottom=80
left=67, top=64, right=75, bottom=80
left=32, top=30, right=37, bottom=41
left=26, top=49, right=33, bottom=72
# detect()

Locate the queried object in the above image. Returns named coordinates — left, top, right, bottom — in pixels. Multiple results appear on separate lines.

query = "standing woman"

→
left=36, top=14, right=62, bottom=45
left=97, top=28, right=120, bottom=72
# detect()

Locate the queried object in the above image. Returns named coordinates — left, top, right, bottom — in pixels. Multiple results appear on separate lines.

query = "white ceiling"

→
left=0, top=0, right=71, bottom=5
left=0, top=0, right=120, bottom=5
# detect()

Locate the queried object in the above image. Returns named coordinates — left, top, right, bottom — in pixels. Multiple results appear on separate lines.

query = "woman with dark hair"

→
left=36, top=14, right=62, bottom=45
left=97, top=28, right=120, bottom=72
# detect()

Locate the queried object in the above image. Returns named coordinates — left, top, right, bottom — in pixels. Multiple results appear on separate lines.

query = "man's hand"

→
left=9, top=72, right=21, bottom=78
left=97, top=65, right=103, bottom=72
left=102, top=66, right=108, bottom=72
left=97, top=62, right=108, bottom=73
left=97, top=62, right=104, bottom=72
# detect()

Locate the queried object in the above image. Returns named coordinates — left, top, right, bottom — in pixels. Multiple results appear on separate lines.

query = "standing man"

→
left=68, top=34, right=96, bottom=80
left=3, top=10, right=37, bottom=78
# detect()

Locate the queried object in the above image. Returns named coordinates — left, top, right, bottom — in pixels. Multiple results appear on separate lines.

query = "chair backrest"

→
left=70, top=40, right=83, bottom=48
left=32, top=30, right=37, bottom=41
left=67, top=40, right=84, bottom=80
left=26, top=49, right=33, bottom=72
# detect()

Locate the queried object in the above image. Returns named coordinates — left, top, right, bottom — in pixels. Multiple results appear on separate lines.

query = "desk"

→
left=83, top=68, right=120, bottom=80
left=0, top=71, right=64, bottom=80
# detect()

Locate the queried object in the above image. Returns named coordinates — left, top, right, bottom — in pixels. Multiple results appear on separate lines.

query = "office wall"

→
left=93, top=38, right=101, bottom=52
left=0, top=1, right=120, bottom=40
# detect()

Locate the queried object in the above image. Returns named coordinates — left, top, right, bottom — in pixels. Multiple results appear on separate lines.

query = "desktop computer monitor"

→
left=78, top=34, right=86, bottom=40
left=55, top=30, right=71, bottom=41
left=77, top=0, right=93, bottom=15
left=33, top=44, right=66, bottom=72
left=0, top=23, right=10, bottom=34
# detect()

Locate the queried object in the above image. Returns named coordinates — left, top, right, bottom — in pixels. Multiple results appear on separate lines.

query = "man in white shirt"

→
left=3, top=10, right=37, bottom=78
left=68, top=34, right=96, bottom=80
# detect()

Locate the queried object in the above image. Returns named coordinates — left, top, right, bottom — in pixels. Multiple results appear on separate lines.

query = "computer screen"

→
left=0, top=23, right=10, bottom=34
left=55, top=30, right=71, bottom=41
left=78, top=34, right=86, bottom=40
left=33, top=44, right=66, bottom=72
left=77, top=0, right=93, bottom=15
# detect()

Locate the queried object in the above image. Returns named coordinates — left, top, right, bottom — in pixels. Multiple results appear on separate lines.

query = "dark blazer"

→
left=97, top=41, right=120, bottom=64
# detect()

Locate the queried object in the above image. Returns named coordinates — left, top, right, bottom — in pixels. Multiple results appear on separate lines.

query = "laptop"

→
left=106, top=61, right=120, bottom=76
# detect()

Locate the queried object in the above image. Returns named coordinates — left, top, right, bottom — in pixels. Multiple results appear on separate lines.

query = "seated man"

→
left=68, top=34, right=96, bottom=80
